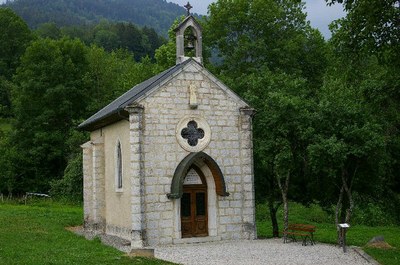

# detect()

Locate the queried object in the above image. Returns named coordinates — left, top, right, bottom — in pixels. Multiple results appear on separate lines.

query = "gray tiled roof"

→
left=78, top=59, right=193, bottom=131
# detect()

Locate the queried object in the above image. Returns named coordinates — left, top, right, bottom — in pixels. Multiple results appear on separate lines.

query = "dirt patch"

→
left=366, top=241, right=395, bottom=250
left=65, top=226, right=83, bottom=233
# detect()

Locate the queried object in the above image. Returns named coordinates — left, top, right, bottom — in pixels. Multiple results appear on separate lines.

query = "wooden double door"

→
left=181, top=185, right=208, bottom=238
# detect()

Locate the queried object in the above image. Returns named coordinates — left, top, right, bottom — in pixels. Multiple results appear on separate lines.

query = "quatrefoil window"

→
left=176, top=116, right=211, bottom=152
left=180, top=120, right=204, bottom=146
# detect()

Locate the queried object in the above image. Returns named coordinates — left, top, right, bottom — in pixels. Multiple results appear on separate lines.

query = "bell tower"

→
left=175, top=2, right=203, bottom=65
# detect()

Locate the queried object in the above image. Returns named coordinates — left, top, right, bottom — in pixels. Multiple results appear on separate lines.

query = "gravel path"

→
left=155, top=239, right=375, bottom=265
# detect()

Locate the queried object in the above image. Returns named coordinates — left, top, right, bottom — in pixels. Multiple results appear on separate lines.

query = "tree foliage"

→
left=0, top=30, right=158, bottom=194
left=0, top=0, right=399, bottom=230
left=34, top=20, right=166, bottom=61
left=205, top=0, right=328, bottom=234
left=205, top=0, right=327, bottom=89
left=325, top=0, right=400, bottom=221
left=327, top=0, right=400, bottom=64
left=10, top=37, right=90, bottom=192
left=2, top=0, right=186, bottom=37
left=202, top=0, right=400, bottom=231
left=0, top=8, right=33, bottom=79
left=243, top=69, right=316, bottom=235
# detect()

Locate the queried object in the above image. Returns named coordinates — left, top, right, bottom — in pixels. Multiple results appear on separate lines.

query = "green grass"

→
left=0, top=200, right=175, bottom=265
left=2, top=199, right=399, bottom=265
left=0, top=118, right=12, bottom=132
left=256, top=202, right=400, bottom=265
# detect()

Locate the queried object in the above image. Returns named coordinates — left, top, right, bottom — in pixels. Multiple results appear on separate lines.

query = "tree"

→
left=35, top=22, right=62, bottom=39
left=49, top=128, right=87, bottom=202
left=325, top=0, right=400, bottom=224
left=11, top=37, right=90, bottom=193
left=0, top=8, right=33, bottom=119
left=85, top=45, right=157, bottom=113
left=205, top=0, right=327, bottom=237
left=205, top=0, right=327, bottom=91
left=241, top=69, right=316, bottom=237
left=308, top=75, right=386, bottom=242
left=142, top=26, right=165, bottom=58
left=0, top=8, right=33, bottom=79
left=3, top=0, right=185, bottom=36
left=327, top=0, right=400, bottom=65
left=0, top=77, right=13, bottom=117
left=0, top=131, right=20, bottom=196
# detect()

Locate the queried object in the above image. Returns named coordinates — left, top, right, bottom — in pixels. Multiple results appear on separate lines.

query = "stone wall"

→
left=136, top=61, right=256, bottom=246
left=81, top=136, right=106, bottom=233
left=83, top=60, right=256, bottom=247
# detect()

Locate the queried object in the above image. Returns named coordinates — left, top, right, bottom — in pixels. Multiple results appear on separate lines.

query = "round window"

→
left=176, top=116, right=211, bottom=152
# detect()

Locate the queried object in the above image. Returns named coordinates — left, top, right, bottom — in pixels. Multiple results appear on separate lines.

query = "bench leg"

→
left=302, top=236, right=308, bottom=246
left=310, top=234, right=315, bottom=245
left=283, top=234, right=297, bottom=244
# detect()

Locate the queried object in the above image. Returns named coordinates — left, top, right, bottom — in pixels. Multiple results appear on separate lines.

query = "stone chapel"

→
left=79, top=8, right=256, bottom=249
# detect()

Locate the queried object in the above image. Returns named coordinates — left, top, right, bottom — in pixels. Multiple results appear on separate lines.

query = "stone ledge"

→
left=129, top=248, right=155, bottom=258
left=172, top=236, right=221, bottom=245
left=352, top=247, right=381, bottom=265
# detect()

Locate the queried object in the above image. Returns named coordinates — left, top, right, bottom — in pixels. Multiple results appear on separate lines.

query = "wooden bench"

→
left=282, top=224, right=316, bottom=246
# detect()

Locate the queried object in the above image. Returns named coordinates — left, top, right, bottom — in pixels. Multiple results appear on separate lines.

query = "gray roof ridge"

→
left=78, top=58, right=195, bottom=130
left=116, top=59, right=190, bottom=109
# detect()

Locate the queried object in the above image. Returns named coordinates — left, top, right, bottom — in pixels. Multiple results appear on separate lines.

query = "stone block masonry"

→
left=82, top=59, right=256, bottom=249
left=137, top=63, right=256, bottom=246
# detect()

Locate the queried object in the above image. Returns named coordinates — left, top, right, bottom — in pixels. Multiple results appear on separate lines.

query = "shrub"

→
left=50, top=154, right=83, bottom=203
left=255, top=203, right=270, bottom=221
left=352, top=193, right=397, bottom=226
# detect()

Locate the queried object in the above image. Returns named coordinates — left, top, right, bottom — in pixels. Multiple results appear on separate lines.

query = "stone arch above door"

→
left=167, top=152, right=229, bottom=199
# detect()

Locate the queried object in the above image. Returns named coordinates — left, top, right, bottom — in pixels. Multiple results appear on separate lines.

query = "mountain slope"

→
left=1, top=0, right=187, bottom=35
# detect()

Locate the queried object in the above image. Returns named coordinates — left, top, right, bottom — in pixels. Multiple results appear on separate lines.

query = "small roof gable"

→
left=78, top=59, right=192, bottom=131
left=174, top=15, right=202, bottom=32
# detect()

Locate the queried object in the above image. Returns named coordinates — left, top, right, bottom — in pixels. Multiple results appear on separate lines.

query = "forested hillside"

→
left=1, top=0, right=186, bottom=35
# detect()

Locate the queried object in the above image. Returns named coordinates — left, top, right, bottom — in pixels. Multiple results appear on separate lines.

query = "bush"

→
left=255, top=203, right=270, bottom=221
left=352, top=193, right=397, bottom=226
left=50, top=154, right=83, bottom=203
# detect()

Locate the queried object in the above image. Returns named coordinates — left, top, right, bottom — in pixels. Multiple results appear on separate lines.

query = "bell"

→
left=185, top=32, right=196, bottom=52
left=185, top=40, right=195, bottom=51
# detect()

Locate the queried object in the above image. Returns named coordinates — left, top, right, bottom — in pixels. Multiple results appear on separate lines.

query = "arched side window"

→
left=116, top=141, right=123, bottom=191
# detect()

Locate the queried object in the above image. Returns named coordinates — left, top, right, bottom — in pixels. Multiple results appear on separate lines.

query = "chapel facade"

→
left=79, top=9, right=256, bottom=249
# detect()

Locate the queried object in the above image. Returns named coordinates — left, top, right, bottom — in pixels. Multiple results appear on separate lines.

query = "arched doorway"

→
left=181, top=166, right=208, bottom=238
left=168, top=152, right=229, bottom=239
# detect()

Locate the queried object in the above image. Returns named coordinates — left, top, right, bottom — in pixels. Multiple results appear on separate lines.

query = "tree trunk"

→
left=336, top=167, right=356, bottom=245
left=268, top=198, right=281, bottom=237
left=335, top=185, right=344, bottom=245
left=282, top=194, right=288, bottom=234
left=342, top=168, right=355, bottom=224
left=277, top=172, right=290, bottom=240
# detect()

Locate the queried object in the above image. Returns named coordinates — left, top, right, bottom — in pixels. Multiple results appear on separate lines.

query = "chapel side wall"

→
left=100, top=120, right=132, bottom=240
left=139, top=64, right=255, bottom=246
left=82, top=141, right=93, bottom=228
left=85, top=130, right=106, bottom=232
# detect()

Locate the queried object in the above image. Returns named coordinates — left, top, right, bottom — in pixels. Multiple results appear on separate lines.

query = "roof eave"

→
left=78, top=109, right=129, bottom=131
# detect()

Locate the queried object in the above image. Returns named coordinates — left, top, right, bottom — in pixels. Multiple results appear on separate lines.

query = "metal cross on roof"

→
left=184, top=2, right=193, bottom=16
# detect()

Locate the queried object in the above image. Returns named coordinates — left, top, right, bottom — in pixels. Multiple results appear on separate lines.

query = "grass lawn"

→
left=0, top=200, right=174, bottom=265
left=1, top=200, right=399, bottom=265
left=256, top=202, right=400, bottom=265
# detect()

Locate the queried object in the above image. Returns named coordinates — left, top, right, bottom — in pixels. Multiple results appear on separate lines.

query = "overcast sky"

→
left=168, top=0, right=346, bottom=39
left=0, top=0, right=346, bottom=38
